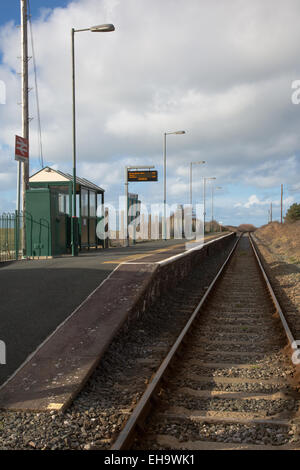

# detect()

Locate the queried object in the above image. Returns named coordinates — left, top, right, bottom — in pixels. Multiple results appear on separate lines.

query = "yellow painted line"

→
left=47, top=403, right=64, bottom=410
left=103, top=234, right=223, bottom=264
left=102, top=243, right=185, bottom=264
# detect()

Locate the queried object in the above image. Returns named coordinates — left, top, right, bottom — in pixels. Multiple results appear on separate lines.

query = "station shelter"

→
left=26, top=167, right=105, bottom=257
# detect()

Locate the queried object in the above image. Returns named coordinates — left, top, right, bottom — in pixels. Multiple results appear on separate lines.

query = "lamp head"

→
left=90, top=24, right=115, bottom=32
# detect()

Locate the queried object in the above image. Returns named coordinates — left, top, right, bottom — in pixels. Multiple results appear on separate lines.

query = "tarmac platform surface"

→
left=0, top=234, right=225, bottom=396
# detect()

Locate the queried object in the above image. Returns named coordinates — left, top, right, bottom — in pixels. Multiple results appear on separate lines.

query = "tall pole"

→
left=16, top=163, right=21, bottom=214
left=203, top=177, right=216, bottom=234
left=163, top=133, right=167, bottom=240
left=281, top=184, right=283, bottom=224
left=21, top=0, right=29, bottom=256
left=211, top=184, right=214, bottom=232
left=71, top=28, right=78, bottom=256
left=270, top=202, right=272, bottom=223
left=70, top=24, right=115, bottom=256
left=125, top=166, right=129, bottom=247
left=212, top=186, right=222, bottom=231
left=189, top=162, right=192, bottom=206
left=163, top=130, right=185, bottom=240
left=190, top=161, right=205, bottom=216
left=203, top=178, right=206, bottom=234
left=125, top=165, right=154, bottom=247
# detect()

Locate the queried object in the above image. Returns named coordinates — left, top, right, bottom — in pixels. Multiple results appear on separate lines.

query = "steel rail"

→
left=111, top=234, right=241, bottom=450
left=249, top=233, right=296, bottom=347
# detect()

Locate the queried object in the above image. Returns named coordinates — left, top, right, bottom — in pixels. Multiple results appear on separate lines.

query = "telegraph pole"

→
left=189, top=162, right=192, bottom=206
left=203, top=178, right=206, bottom=234
left=281, top=184, right=283, bottom=224
left=203, top=177, right=216, bottom=234
left=211, top=183, right=213, bottom=232
left=21, top=0, right=29, bottom=255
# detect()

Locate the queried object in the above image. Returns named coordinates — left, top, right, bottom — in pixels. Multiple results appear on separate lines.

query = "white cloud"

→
left=236, top=194, right=294, bottom=209
left=1, top=0, right=300, bottom=224
left=244, top=195, right=261, bottom=208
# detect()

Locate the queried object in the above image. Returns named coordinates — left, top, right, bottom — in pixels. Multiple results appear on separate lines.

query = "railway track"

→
left=112, top=234, right=300, bottom=450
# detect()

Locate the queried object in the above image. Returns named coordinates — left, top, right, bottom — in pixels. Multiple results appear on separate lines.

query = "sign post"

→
left=125, top=166, right=157, bottom=247
left=15, top=135, right=29, bottom=259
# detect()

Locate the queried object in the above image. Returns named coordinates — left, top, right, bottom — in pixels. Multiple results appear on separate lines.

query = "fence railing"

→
left=0, top=211, right=51, bottom=262
left=0, top=212, right=21, bottom=262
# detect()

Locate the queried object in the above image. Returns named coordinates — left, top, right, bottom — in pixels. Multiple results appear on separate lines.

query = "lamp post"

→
left=125, top=165, right=155, bottom=247
left=211, top=185, right=222, bottom=232
left=163, top=130, right=185, bottom=240
left=203, top=177, right=216, bottom=234
left=71, top=23, right=115, bottom=256
left=190, top=161, right=205, bottom=207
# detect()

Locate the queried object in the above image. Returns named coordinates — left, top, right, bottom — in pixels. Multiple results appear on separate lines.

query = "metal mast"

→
left=21, top=0, right=29, bottom=255
left=281, top=184, right=283, bottom=224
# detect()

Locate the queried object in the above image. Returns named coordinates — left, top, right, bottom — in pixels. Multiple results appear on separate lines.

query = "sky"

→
left=1, top=0, right=300, bottom=227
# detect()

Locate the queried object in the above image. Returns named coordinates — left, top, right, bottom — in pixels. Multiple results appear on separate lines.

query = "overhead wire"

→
left=28, top=0, right=44, bottom=168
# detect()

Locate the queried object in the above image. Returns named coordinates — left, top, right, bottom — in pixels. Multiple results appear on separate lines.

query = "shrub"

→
left=237, top=224, right=257, bottom=232
left=285, top=203, right=300, bottom=223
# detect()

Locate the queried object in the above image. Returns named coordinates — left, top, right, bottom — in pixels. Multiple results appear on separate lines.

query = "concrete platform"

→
left=0, top=234, right=222, bottom=386
left=0, top=233, right=234, bottom=412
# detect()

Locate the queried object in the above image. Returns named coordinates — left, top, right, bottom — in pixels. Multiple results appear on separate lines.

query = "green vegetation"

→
left=237, top=224, right=257, bottom=232
left=285, top=203, right=300, bottom=223
left=289, top=256, right=300, bottom=264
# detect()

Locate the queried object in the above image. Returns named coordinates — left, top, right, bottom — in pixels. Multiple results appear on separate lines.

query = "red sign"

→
left=15, top=135, right=29, bottom=162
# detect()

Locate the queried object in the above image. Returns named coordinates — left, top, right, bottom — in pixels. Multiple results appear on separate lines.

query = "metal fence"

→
left=0, top=211, right=52, bottom=262
left=0, top=212, right=21, bottom=262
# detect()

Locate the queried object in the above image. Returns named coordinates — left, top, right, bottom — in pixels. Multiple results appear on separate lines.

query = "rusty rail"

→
left=249, top=233, right=296, bottom=347
left=112, top=232, right=299, bottom=449
left=111, top=234, right=241, bottom=450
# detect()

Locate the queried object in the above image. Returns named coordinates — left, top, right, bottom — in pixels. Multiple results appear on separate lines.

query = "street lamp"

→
left=203, top=177, right=216, bottom=234
left=124, top=165, right=155, bottom=247
left=71, top=23, right=115, bottom=256
left=190, top=161, right=205, bottom=207
left=211, top=186, right=222, bottom=232
left=163, top=130, right=186, bottom=240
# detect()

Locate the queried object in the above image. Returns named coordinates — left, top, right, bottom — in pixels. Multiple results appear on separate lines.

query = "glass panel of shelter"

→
left=58, top=193, right=70, bottom=215
left=79, top=188, right=99, bottom=247
left=89, top=190, right=96, bottom=245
